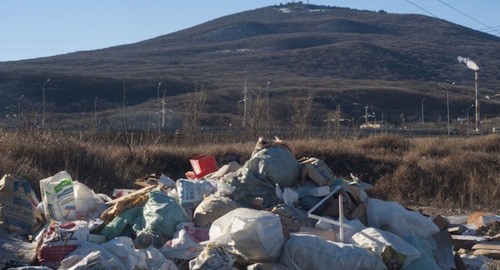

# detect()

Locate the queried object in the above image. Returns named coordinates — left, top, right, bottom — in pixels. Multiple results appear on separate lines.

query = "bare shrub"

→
left=358, top=134, right=412, bottom=153
left=0, top=130, right=497, bottom=210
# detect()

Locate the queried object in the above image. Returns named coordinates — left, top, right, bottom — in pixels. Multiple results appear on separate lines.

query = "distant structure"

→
left=457, top=56, right=480, bottom=131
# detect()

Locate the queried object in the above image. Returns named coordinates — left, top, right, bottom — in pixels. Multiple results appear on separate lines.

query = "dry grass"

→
left=0, top=130, right=498, bottom=212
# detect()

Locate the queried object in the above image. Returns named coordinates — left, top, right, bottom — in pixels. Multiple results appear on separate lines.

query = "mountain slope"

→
left=0, top=3, right=499, bottom=130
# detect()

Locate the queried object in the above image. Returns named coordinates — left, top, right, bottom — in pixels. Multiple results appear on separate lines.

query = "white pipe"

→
left=307, top=185, right=355, bottom=242
left=339, top=193, right=344, bottom=243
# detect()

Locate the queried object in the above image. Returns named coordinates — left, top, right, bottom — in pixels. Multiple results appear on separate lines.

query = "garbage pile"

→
left=0, top=137, right=498, bottom=270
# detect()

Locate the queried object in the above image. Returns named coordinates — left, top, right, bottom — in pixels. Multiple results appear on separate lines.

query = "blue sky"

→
left=1, top=0, right=498, bottom=61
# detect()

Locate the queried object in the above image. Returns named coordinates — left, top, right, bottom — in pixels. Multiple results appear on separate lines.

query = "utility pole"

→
left=474, top=70, right=480, bottom=131
left=94, top=97, right=98, bottom=129
left=421, top=97, right=426, bottom=125
left=162, top=89, right=166, bottom=128
left=157, top=82, right=162, bottom=133
left=242, top=78, right=248, bottom=128
left=441, top=82, right=455, bottom=136
left=42, top=79, right=50, bottom=127
left=266, top=81, right=270, bottom=124
left=364, top=105, right=369, bottom=126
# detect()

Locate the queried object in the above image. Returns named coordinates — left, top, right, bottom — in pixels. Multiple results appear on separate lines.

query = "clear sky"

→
left=1, top=0, right=498, bottom=62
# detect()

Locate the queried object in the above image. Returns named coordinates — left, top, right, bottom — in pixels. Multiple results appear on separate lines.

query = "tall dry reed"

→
left=0, top=130, right=498, bottom=211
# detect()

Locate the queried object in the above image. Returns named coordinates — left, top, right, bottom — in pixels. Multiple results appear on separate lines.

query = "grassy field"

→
left=0, top=130, right=498, bottom=212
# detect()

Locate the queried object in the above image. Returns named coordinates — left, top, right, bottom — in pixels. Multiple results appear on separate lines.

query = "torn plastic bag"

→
left=350, top=227, right=421, bottom=268
left=279, top=234, right=386, bottom=270
left=366, top=198, right=439, bottom=238
left=227, top=147, right=300, bottom=207
left=0, top=231, right=42, bottom=268
left=209, top=208, right=284, bottom=264
left=160, top=223, right=209, bottom=261
left=188, top=242, right=236, bottom=270
left=0, top=174, right=44, bottom=238
left=99, top=207, right=142, bottom=241
left=61, top=243, right=178, bottom=270
left=100, top=191, right=189, bottom=245
left=58, top=237, right=152, bottom=270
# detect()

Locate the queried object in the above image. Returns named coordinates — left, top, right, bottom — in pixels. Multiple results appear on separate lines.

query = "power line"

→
left=405, top=0, right=439, bottom=18
left=436, top=0, right=500, bottom=36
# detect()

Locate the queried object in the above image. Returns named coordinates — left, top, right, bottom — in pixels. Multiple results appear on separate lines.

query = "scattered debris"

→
left=0, top=137, right=498, bottom=269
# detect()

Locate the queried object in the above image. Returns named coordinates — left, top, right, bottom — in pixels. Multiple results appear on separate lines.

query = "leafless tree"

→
left=182, top=85, right=206, bottom=144
left=293, top=91, right=314, bottom=137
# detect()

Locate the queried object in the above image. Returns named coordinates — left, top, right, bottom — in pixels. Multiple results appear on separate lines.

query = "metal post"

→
left=441, top=82, right=455, bottom=136
left=474, top=70, right=480, bottom=131
left=94, top=97, right=98, bottom=128
left=446, top=88, right=450, bottom=135
left=266, top=81, right=270, bottom=123
left=421, top=97, right=426, bottom=125
left=466, top=104, right=474, bottom=136
left=242, top=78, right=248, bottom=128
left=18, top=95, right=24, bottom=120
left=364, top=105, right=368, bottom=126
left=157, top=82, right=161, bottom=132
left=42, top=79, right=50, bottom=127
left=162, top=89, right=166, bottom=128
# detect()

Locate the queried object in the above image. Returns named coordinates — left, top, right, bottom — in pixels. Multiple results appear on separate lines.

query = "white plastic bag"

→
left=60, top=237, right=150, bottom=270
left=351, top=227, right=421, bottom=267
left=160, top=223, right=209, bottom=260
left=40, top=171, right=77, bottom=222
left=280, top=234, right=386, bottom=270
left=366, top=198, right=439, bottom=238
left=74, top=181, right=108, bottom=220
left=209, top=208, right=284, bottom=263
left=38, top=220, right=89, bottom=269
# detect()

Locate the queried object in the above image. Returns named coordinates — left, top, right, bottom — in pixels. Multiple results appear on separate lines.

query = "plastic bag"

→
left=228, top=147, right=300, bottom=207
left=193, top=195, right=239, bottom=228
left=0, top=231, right=41, bottom=268
left=188, top=242, right=236, bottom=270
left=209, top=208, right=284, bottom=263
left=366, top=198, right=439, bottom=238
left=299, top=157, right=335, bottom=186
left=40, top=171, right=77, bottom=222
left=38, top=220, right=89, bottom=269
left=59, top=237, right=150, bottom=270
left=350, top=227, right=421, bottom=267
left=137, top=191, right=190, bottom=241
left=74, top=181, right=108, bottom=221
left=280, top=234, right=386, bottom=270
left=160, top=223, right=209, bottom=261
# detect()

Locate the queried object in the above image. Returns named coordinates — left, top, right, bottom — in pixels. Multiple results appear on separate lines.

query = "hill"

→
left=0, top=3, right=499, bottom=132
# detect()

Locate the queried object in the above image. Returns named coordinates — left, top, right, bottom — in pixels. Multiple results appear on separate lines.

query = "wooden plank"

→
left=472, top=242, right=500, bottom=250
